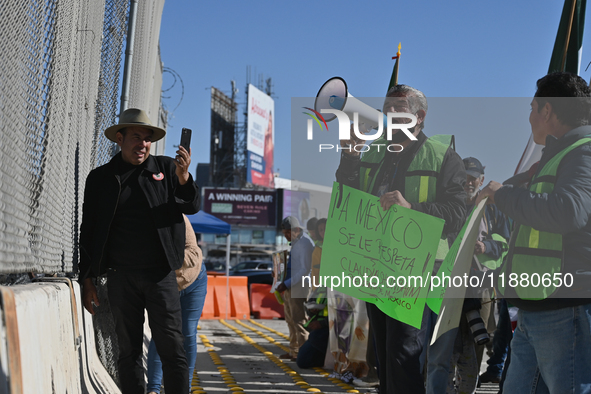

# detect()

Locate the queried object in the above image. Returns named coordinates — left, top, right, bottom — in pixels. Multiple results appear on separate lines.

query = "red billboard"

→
left=246, top=84, right=274, bottom=187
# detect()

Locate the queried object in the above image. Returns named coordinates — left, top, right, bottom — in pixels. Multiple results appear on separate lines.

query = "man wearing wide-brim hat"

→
left=79, top=108, right=198, bottom=393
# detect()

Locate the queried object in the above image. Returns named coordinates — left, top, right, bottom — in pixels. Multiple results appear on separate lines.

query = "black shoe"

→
left=479, top=371, right=501, bottom=384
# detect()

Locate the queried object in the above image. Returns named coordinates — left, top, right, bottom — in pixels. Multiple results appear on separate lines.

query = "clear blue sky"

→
left=159, top=1, right=591, bottom=186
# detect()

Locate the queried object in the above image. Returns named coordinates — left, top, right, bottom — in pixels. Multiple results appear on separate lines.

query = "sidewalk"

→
left=185, top=319, right=500, bottom=394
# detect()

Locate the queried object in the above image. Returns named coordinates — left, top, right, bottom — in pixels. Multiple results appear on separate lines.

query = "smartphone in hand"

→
left=180, top=128, right=192, bottom=151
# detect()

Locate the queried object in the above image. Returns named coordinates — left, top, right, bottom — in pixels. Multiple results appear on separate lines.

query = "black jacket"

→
left=336, top=131, right=467, bottom=237
left=78, top=153, right=199, bottom=281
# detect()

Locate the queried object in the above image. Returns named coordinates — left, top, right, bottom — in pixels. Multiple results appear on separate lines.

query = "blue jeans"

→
left=147, top=264, right=208, bottom=393
left=485, top=299, right=512, bottom=377
left=504, top=303, right=591, bottom=394
left=426, top=318, right=458, bottom=394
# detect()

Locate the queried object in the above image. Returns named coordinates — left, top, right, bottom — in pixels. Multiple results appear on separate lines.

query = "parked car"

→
left=229, top=269, right=273, bottom=287
left=229, top=261, right=272, bottom=274
left=204, top=261, right=226, bottom=273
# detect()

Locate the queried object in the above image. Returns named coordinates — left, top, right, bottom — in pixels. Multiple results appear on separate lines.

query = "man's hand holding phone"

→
left=175, top=128, right=192, bottom=185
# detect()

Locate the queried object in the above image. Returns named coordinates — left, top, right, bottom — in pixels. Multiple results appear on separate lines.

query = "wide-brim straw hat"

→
left=104, top=108, right=166, bottom=142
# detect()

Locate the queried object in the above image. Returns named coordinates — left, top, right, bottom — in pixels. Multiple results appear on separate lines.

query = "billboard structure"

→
left=210, top=87, right=237, bottom=187
left=246, top=84, right=274, bottom=188
left=203, top=187, right=277, bottom=226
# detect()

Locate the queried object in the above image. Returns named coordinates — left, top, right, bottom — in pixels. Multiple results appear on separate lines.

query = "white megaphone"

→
left=314, top=76, right=417, bottom=141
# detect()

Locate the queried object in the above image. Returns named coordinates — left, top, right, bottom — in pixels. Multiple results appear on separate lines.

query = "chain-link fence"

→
left=0, top=0, right=165, bottom=276
left=0, top=0, right=167, bottom=386
left=0, top=0, right=120, bottom=276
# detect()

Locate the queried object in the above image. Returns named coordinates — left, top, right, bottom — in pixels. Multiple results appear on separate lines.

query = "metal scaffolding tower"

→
left=210, top=87, right=237, bottom=187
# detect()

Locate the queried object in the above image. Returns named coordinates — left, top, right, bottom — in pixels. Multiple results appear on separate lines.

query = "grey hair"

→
left=386, top=84, right=428, bottom=131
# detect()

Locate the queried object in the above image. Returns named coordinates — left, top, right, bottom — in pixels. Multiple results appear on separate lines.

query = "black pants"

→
left=296, top=326, right=329, bottom=369
left=367, top=303, right=428, bottom=394
left=108, top=268, right=189, bottom=394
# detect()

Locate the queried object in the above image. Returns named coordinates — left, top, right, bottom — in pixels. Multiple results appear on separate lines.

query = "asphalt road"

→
left=182, top=319, right=500, bottom=394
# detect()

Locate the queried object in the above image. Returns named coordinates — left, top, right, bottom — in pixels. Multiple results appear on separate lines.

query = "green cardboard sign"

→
left=319, top=182, right=445, bottom=328
left=426, top=203, right=485, bottom=314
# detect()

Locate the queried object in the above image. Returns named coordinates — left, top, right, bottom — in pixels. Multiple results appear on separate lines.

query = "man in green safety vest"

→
left=477, top=72, right=591, bottom=393
left=296, top=287, right=329, bottom=369
left=336, top=84, right=467, bottom=394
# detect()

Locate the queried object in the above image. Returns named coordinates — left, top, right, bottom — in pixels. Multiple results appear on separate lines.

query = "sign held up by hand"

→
left=320, top=182, right=444, bottom=328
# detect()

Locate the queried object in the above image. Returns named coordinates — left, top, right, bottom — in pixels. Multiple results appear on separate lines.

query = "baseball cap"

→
left=463, top=157, right=485, bottom=178
left=281, top=216, right=301, bottom=230
left=306, top=217, right=318, bottom=231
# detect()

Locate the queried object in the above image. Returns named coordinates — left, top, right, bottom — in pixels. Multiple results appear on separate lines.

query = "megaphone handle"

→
left=336, top=183, right=344, bottom=208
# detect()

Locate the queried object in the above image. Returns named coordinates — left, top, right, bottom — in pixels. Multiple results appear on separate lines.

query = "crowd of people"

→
left=78, top=71, right=591, bottom=394
left=277, top=72, right=591, bottom=394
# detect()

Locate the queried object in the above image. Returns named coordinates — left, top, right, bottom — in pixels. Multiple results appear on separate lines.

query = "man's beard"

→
left=466, top=188, right=479, bottom=202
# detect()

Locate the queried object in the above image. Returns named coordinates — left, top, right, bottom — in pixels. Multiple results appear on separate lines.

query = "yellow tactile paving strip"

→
left=190, top=357, right=205, bottom=394
left=237, top=320, right=360, bottom=394
left=220, top=319, right=326, bottom=393
left=190, top=319, right=498, bottom=393
left=197, top=332, right=246, bottom=393
left=193, top=320, right=372, bottom=393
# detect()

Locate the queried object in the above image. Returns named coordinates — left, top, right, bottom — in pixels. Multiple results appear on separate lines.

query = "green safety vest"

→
left=314, top=291, right=328, bottom=318
left=358, top=135, right=454, bottom=260
left=304, top=288, right=328, bottom=329
left=500, top=137, right=591, bottom=300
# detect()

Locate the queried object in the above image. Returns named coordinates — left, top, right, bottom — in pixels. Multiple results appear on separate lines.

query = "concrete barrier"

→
left=249, top=283, right=284, bottom=319
left=0, top=279, right=120, bottom=394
